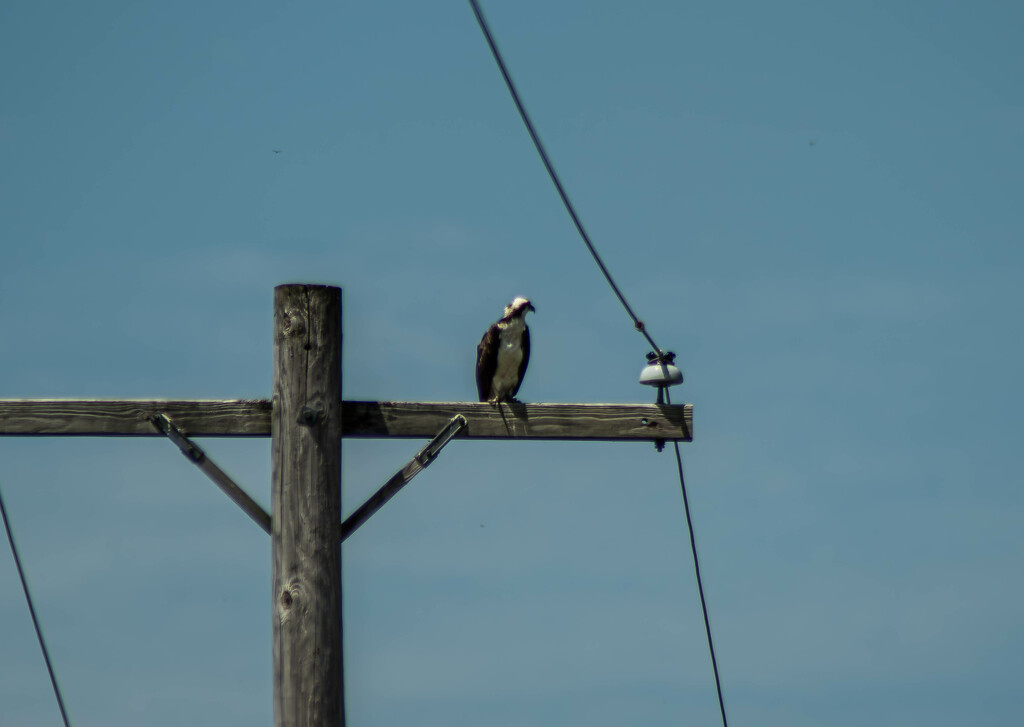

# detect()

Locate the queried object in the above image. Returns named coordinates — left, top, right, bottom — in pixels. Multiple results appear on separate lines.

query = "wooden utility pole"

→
left=272, top=285, right=344, bottom=726
left=0, top=282, right=694, bottom=727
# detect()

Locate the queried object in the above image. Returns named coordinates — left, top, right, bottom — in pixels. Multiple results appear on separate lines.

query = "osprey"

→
left=476, top=297, right=535, bottom=403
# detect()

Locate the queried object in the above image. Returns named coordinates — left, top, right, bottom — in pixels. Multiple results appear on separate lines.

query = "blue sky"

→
left=2, top=1, right=1023, bottom=725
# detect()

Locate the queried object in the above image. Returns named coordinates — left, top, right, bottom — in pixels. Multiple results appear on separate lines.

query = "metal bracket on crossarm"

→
left=149, top=410, right=468, bottom=541
left=149, top=412, right=272, bottom=535
left=340, top=414, right=468, bottom=542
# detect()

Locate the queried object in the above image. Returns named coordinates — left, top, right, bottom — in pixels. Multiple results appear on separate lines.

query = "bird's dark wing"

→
left=511, top=324, right=530, bottom=399
left=476, top=324, right=500, bottom=402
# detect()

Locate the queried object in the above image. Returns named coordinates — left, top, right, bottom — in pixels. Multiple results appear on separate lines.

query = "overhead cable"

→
left=468, top=0, right=662, bottom=355
left=666, top=389, right=728, bottom=727
left=468, top=6, right=727, bottom=724
left=0, top=479, right=73, bottom=727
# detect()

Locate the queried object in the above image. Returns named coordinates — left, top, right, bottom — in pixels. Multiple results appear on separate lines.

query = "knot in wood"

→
left=280, top=308, right=307, bottom=338
left=297, top=405, right=325, bottom=427
left=278, top=580, right=304, bottom=622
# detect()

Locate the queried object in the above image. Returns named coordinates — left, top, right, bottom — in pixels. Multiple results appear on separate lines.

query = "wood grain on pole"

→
left=0, top=400, right=692, bottom=442
left=272, top=285, right=343, bottom=727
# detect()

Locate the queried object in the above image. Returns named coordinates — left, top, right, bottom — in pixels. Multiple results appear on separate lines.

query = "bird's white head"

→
left=504, top=297, right=535, bottom=318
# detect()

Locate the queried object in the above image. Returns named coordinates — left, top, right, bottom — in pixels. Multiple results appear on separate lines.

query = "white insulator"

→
left=639, top=361, right=683, bottom=387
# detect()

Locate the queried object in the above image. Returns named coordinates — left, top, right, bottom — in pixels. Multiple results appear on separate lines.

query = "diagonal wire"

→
left=469, top=3, right=725, bottom=721
left=665, top=389, right=728, bottom=727
left=468, top=0, right=662, bottom=355
left=0, top=479, right=73, bottom=727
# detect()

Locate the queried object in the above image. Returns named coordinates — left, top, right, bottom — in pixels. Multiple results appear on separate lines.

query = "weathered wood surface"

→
left=272, top=285, right=344, bottom=727
left=0, top=399, right=271, bottom=436
left=0, top=400, right=692, bottom=441
left=346, top=401, right=692, bottom=441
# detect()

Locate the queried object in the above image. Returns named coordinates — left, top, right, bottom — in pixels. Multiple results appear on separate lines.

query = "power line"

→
left=666, top=389, right=728, bottom=727
left=467, top=0, right=662, bottom=355
left=468, top=5, right=727, bottom=723
left=0, top=479, right=73, bottom=727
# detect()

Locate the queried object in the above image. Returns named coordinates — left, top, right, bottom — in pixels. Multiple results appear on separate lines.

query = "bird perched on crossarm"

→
left=476, top=297, right=535, bottom=403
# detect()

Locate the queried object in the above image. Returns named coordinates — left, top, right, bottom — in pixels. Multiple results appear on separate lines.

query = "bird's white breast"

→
left=492, top=317, right=526, bottom=396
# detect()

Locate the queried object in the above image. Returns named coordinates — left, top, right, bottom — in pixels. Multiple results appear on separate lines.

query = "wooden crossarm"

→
left=0, top=399, right=692, bottom=442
